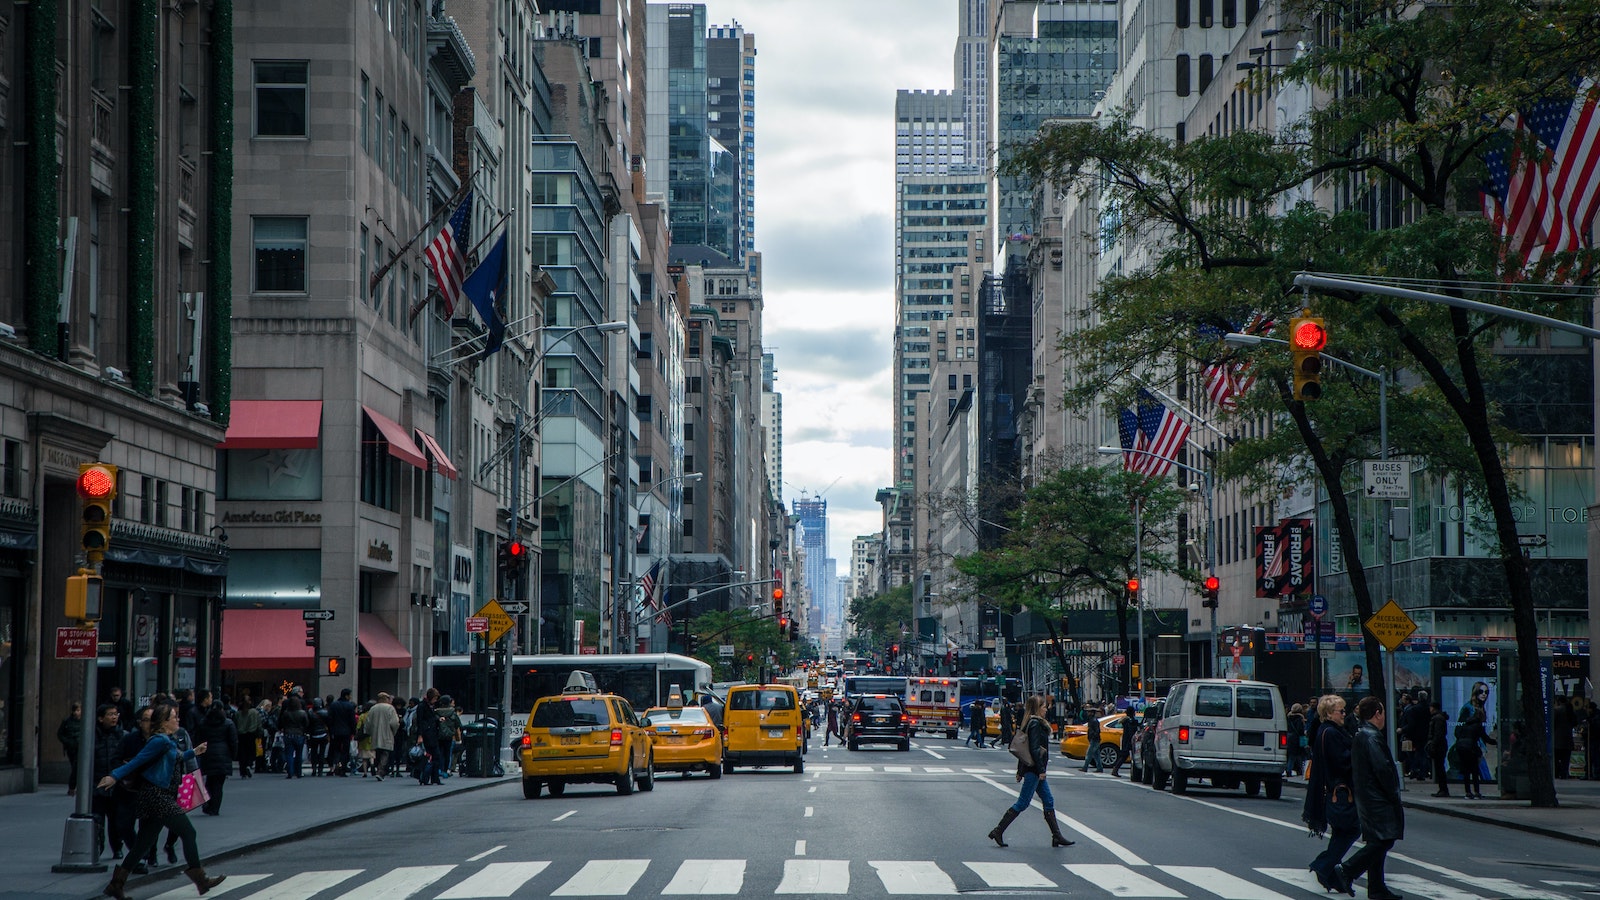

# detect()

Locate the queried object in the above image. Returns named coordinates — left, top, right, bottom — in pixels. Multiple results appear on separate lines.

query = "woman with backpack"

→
left=97, top=703, right=225, bottom=899
left=987, top=694, right=1074, bottom=849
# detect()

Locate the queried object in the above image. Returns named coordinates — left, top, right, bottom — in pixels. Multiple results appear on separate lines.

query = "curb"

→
left=1278, top=776, right=1600, bottom=849
left=119, top=775, right=516, bottom=894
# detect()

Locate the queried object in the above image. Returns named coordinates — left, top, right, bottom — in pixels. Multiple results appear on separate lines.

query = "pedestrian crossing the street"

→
left=140, top=857, right=1591, bottom=899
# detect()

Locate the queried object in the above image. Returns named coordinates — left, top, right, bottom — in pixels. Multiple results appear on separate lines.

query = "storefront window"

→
left=0, top=583, right=20, bottom=764
left=173, top=595, right=206, bottom=693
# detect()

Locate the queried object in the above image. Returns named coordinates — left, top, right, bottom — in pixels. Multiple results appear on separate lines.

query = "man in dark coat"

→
left=1333, top=697, right=1404, bottom=900
left=328, top=688, right=359, bottom=776
left=193, top=702, right=237, bottom=815
left=90, top=704, right=126, bottom=857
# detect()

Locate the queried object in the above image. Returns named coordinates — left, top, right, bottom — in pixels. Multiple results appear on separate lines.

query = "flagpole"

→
left=370, top=171, right=477, bottom=295
left=407, top=210, right=511, bottom=326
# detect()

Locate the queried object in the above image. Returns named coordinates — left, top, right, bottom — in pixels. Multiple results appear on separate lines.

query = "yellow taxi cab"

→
left=517, top=671, right=654, bottom=799
left=722, top=683, right=804, bottom=774
left=1060, top=712, right=1135, bottom=768
left=642, top=691, right=724, bottom=779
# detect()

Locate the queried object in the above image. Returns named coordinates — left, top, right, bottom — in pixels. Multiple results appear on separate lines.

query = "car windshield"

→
left=644, top=707, right=709, bottom=725
left=530, top=698, right=609, bottom=728
left=730, top=690, right=795, bottom=711
left=857, top=698, right=902, bottom=713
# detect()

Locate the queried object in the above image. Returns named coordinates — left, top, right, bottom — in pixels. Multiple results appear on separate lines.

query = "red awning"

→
left=361, top=405, right=428, bottom=469
left=414, top=430, right=459, bottom=480
left=217, top=400, right=322, bottom=450
left=357, top=613, right=413, bottom=669
left=219, top=609, right=314, bottom=670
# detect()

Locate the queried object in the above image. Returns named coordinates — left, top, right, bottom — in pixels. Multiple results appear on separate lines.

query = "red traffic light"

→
left=507, top=540, right=525, bottom=558
left=1126, top=578, right=1140, bottom=593
left=77, top=465, right=116, bottom=500
left=1290, top=319, right=1328, bottom=352
left=1203, top=575, right=1220, bottom=592
left=772, top=587, right=783, bottom=601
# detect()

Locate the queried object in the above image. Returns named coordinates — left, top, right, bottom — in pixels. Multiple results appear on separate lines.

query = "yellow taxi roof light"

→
left=563, top=670, right=599, bottom=693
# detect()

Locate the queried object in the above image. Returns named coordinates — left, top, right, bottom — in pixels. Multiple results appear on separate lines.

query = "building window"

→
left=253, top=216, right=308, bottom=292
left=1199, top=0, right=1214, bottom=26
left=254, top=61, right=309, bottom=137
left=1199, top=54, right=1215, bottom=92
left=1175, top=0, right=1190, bottom=27
left=360, top=416, right=398, bottom=511
left=1222, top=0, right=1237, bottom=26
left=686, top=376, right=702, bottom=393
left=359, top=226, right=369, bottom=301
left=359, top=73, right=370, bottom=152
left=684, top=423, right=695, bottom=441
left=373, top=89, right=385, bottom=166
left=1176, top=55, right=1192, bottom=97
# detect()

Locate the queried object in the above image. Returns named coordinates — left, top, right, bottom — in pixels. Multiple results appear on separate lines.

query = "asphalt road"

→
left=129, top=736, right=1600, bottom=899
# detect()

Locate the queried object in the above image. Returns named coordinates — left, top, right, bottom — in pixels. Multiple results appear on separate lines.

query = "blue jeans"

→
left=283, top=734, right=306, bottom=778
left=1011, top=770, right=1056, bottom=814
left=1082, top=739, right=1102, bottom=771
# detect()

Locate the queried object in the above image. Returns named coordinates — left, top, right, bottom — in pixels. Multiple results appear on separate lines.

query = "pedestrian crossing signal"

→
left=326, top=656, right=345, bottom=676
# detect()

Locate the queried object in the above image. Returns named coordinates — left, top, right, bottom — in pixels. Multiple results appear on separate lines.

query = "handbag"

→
left=1401, top=739, right=1414, bottom=752
left=176, top=771, right=209, bottom=813
left=1326, top=782, right=1358, bottom=829
left=1008, top=721, right=1034, bottom=766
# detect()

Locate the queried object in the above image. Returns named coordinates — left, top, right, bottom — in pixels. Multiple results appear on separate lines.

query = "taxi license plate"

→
left=664, top=735, right=685, bottom=744
left=766, top=728, right=784, bottom=738
left=560, top=736, right=580, bottom=745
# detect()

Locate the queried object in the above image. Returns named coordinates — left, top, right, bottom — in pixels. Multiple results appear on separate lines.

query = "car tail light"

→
left=610, top=728, right=624, bottom=746
left=520, top=735, right=531, bottom=749
left=852, top=713, right=862, bottom=723
left=1280, top=732, right=1289, bottom=749
left=1178, top=726, right=1190, bottom=744
left=901, top=714, right=910, bottom=724
left=695, top=728, right=715, bottom=738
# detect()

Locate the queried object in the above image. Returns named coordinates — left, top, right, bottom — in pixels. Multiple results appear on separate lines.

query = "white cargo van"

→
left=1151, top=678, right=1287, bottom=799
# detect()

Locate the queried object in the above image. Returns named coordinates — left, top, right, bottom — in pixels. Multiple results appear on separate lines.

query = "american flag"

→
left=1482, top=79, right=1600, bottom=273
left=1117, top=406, right=1149, bottom=474
left=1137, top=389, right=1191, bottom=478
left=1199, top=315, right=1274, bottom=410
left=423, top=190, right=474, bottom=316
left=638, top=559, right=671, bottom=626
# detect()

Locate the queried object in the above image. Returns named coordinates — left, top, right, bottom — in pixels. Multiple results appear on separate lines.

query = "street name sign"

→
left=500, top=601, right=531, bottom=615
left=474, top=599, right=516, bottom=644
left=465, top=616, right=489, bottom=633
left=1362, top=460, right=1410, bottom=499
left=719, top=644, right=735, bottom=658
left=1363, top=600, right=1417, bottom=651
left=56, top=626, right=98, bottom=660
left=301, top=609, right=336, bottom=621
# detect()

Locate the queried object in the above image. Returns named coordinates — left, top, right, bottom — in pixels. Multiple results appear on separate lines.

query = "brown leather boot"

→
left=102, top=865, right=131, bottom=899
left=988, top=807, right=1021, bottom=847
left=1044, top=809, right=1075, bottom=847
left=185, top=867, right=225, bottom=895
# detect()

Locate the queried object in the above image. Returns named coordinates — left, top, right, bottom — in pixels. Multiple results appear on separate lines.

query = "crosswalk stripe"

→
left=844, top=766, right=873, bottom=772
left=1257, top=867, right=1331, bottom=894
left=1384, top=874, right=1488, bottom=900
left=435, top=862, right=550, bottom=898
left=1158, top=866, right=1290, bottom=899
left=551, top=859, right=649, bottom=896
left=147, top=874, right=271, bottom=900
left=961, top=767, right=993, bottom=773
left=661, top=859, right=745, bottom=894
left=965, top=862, right=1057, bottom=888
left=924, top=766, right=953, bottom=773
left=1064, top=864, right=1185, bottom=898
left=334, top=865, right=454, bottom=900
left=871, top=860, right=959, bottom=895
left=776, top=859, right=850, bottom=894
left=1446, top=875, right=1568, bottom=899
left=883, top=766, right=913, bottom=773
left=237, top=869, right=363, bottom=900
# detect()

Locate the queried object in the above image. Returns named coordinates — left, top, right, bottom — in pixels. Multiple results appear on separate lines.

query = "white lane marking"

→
left=466, top=845, right=505, bottom=863
left=1063, top=864, right=1184, bottom=897
left=924, top=766, right=954, bottom=773
left=147, top=874, right=270, bottom=899
left=662, top=859, right=746, bottom=895
left=1158, top=866, right=1290, bottom=899
left=804, top=806, right=814, bottom=817
left=776, top=859, right=849, bottom=894
left=810, top=765, right=834, bottom=771
left=550, top=860, right=650, bottom=896
left=1383, top=874, right=1489, bottom=900
left=883, top=766, right=913, bottom=773
left=870, top=860, right=959, bottom=895
left=1258, top=867, right=1332, bottom=894
left=966, top=861, right=1057, bottom=888
left=794, top=840, right=806, bottom=856
left=922, top=748, right=947, bottom=759
left=975, top=774, right=1147, bottom=866
left=553, top=810, right=577, bottom=822
left=1542, top=882, right=1594, bottom=887
left=334, top=865, right=454, bottom=900
left=1391, top=853, right=1567, bottom=899
left=962, top=767, right=995, bottom=774
left=436, top=862, right=551, bottom=899
left=844, top=765, right=873, bottom=772
left=808, top=785, right=817, bottom=792
left=237, top=870, right=362, bottom=900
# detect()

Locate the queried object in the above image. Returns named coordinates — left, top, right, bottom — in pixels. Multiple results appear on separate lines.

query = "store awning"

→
left=217, top=400, right=323, bottom=450
left=357, top=613, right=413, bottom=669
left=361, top=405, right=428, bottom=469
left=414, top=430, right=459, bottom=480
left=219, top=609, right=314, bottom=670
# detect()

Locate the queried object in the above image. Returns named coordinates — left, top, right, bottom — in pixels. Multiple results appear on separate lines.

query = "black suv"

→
left=845, top=695, right=911, bottom=751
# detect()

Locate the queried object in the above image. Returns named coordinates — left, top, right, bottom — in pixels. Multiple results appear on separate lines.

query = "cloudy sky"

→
left=700, top=0, right=961, bottom=567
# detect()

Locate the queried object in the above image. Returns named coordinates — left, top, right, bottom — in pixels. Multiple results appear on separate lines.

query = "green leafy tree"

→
left=689, top=609, right=793, bottom=682
left=1004, top=0, right=1600, bottom=806
left=847, top=585, right=913, bottom=658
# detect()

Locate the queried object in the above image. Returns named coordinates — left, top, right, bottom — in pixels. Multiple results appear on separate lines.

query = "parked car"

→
left=1151, top=678, right=1287, bottom=799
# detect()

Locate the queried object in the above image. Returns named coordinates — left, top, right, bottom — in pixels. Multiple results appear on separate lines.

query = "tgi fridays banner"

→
left=1255, top=519, right=1314, bottom=597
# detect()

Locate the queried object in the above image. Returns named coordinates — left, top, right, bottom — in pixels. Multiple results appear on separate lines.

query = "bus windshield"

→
left=843, top=675, right=908, bottom=699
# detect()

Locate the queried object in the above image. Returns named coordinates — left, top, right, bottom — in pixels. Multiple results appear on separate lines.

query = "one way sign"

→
left=1362, top=460, right=1410, bottom=499
left=500, top=601, right=530, bottom=615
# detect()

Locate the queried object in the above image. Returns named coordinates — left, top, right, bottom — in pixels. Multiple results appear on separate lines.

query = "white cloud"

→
left=704, top=0, right=959, bottom=567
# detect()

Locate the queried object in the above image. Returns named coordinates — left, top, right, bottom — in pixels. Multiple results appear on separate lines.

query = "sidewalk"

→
left=0, top=765, right=518, bottom=899
left=1282, top=771, right=1600, bottom=847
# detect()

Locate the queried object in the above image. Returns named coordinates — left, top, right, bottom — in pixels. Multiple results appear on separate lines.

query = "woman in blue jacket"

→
left=96, top=703, right=226, bottom=899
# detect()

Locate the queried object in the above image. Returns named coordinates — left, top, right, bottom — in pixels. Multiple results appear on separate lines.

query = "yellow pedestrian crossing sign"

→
left=1363, top=600, right=1416, bottom=652
left=475, top=599, right=516, bottom=645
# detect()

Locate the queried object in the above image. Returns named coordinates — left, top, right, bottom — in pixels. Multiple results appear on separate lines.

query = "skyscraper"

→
left=793, top=496, right=829, bottom=634
left=708, top=22, right=757, bottom=265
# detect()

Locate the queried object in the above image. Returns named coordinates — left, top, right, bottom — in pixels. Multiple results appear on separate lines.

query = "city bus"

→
left=839, top=655, right=871, bottom=676
left=424, top=653, right=714, bottom=720
left=957, top=675, right=1023, bottom=713
left=842, top=674, right=909, bottom=699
